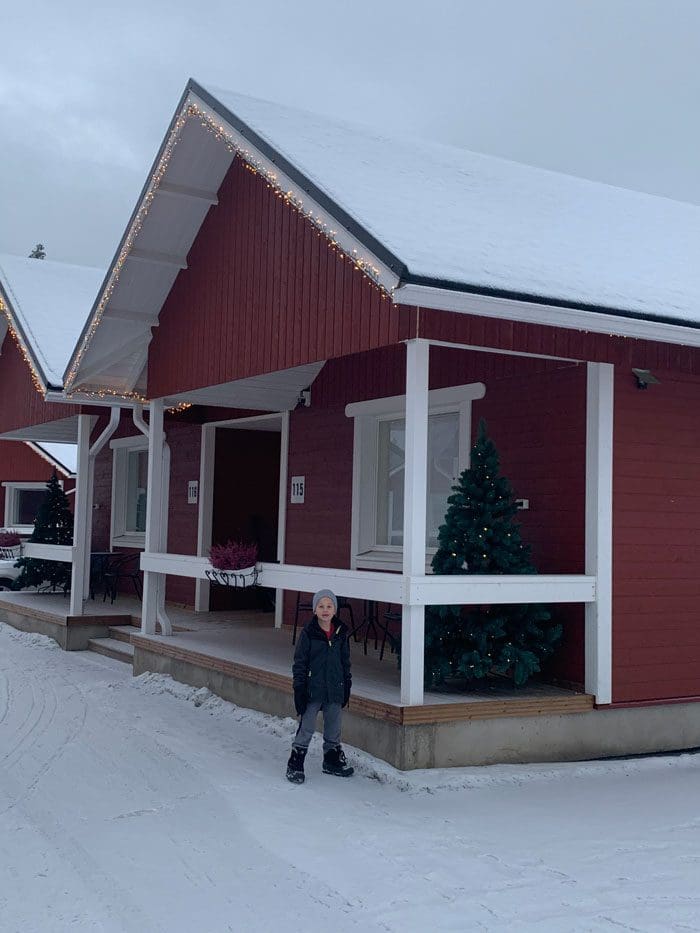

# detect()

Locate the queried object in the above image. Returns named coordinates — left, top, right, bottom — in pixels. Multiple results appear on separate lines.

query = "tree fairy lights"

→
left=65, top=96, right=392, bottom=394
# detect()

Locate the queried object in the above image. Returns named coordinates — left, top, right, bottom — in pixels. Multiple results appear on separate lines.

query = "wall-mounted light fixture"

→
left=295, top=387, right=311, bottom=409
left=632, top=368, right=660, bottom=390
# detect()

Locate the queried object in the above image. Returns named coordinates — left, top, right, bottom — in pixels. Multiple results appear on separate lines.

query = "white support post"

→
left=69, top=414, right=92, bottom=616
left=194, top=424, right=216, bottom=612
left=142, top=399, right=166, bottom=635
left=401, top=339, right=429, bottom=705
left=82, top=459, right=96, bottom=600
left=274, top=411, right=290, bottom=628
left=585, top=362, right=614, bottom=704
left=82, top=406, right=122, bottom=599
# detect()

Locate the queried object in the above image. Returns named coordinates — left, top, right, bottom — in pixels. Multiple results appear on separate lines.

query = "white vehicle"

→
left=0, top=531, right=23, bottom=590
left=0, top=556, right=21, bottom=591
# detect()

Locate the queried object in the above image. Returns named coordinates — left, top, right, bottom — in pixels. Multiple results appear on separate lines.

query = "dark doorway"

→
left=209, top=427, right=281, bottom=611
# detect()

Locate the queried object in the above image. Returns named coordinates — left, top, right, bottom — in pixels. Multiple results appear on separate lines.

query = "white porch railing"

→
left=21, top=543, right=75, bottom=562
left=140, top=551, right=595, bottom=609
left=141, top=551, right=595, bottom=604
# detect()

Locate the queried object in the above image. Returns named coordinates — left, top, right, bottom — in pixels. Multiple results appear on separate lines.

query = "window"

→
left=346, top=383, right=485, bottom=571
left=111, top=437, right=149, bottom=547
left=2, top=482, right=53, bottom=535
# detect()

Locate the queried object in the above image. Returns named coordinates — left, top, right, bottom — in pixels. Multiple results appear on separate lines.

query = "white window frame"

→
left=346, top=382, right=486, bottom=572
left=110, top=435, right=149, bottom=549
left=2, top=481, right=64, bottom=535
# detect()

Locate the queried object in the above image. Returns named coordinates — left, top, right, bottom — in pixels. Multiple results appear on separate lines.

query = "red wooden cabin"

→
left=36, top=82, right=700, bottom=765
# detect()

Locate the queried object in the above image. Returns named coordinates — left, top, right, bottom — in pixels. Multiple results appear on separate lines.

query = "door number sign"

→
left=290, top=476, right=305, bottom=504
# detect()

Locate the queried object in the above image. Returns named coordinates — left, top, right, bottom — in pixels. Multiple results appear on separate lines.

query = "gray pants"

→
left=293, top=700, right=342, bottom=753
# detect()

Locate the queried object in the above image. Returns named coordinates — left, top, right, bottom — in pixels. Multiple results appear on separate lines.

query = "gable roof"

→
left=27, top=441, right=77, bottom=477
left=65, top=79, right=700, bottom=395
left=0, top=254, right=105, bottom=390
left=203, top=83, right=700, bottom=324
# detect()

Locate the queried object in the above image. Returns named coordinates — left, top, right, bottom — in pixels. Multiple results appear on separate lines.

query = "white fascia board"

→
left=44, top=390, right=145, bottom=409
left=395, top=283, right=700, bottom=350
left=345, top=381, right=485, bottom=418
left=189, top=92, right=401, bottom=296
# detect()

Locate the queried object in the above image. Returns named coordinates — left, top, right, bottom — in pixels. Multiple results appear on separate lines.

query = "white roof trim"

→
left=395, top=283, right=700, bottom=350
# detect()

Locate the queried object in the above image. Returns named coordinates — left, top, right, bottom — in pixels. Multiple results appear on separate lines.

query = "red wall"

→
left=147, top=158, right=415, bottom=399
left=612, top=368, right=700, bottom=703
left=284, top=345, right=587, bottom=685
left=0, top=440, right=76, bottom=522
left=0, top=334, right=81, bottom=435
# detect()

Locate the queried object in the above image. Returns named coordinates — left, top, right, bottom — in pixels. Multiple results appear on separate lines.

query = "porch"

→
left=0, top=588, right=597, bottom=767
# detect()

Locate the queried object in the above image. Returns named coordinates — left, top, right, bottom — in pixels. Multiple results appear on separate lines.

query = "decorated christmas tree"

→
left=425, top=420, right=562, bottom=687
left=12, top=471, right=74, bottom=592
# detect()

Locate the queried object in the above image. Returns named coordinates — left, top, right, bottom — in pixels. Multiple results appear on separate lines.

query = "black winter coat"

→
left=292, top=617, right=352, bottom=710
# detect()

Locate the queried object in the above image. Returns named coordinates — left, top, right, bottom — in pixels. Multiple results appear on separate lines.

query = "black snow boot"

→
left=286, top=747, right=307, bottom=784
left=322, top=746, right=354, bottom=777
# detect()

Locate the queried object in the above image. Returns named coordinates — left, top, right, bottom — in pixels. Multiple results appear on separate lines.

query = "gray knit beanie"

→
left=312, top=589, right=338, bottom=614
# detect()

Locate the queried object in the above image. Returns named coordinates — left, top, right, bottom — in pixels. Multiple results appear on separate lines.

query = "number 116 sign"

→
left=290, top=476, right=305, bottom=504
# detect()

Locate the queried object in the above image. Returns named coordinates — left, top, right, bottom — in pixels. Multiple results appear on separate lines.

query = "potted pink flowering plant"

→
left=206, top=539, right=259, bottom=588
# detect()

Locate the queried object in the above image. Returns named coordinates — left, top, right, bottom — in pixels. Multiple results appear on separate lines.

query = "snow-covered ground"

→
left=2, top=622, right=700, bottom=933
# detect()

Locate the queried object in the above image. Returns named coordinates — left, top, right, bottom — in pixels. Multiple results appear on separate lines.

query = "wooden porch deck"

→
left=130, top=621, right=593, bottom=724
left=0, top=591, right=592, bottom=723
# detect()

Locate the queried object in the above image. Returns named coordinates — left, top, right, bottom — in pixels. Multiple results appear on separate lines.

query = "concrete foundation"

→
left=0, top=599, right=128, bottom=650
left=133, top=641, right=700, bottom=769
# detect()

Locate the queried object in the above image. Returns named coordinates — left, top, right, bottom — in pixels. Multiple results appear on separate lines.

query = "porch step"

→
left=108, top=625, right=137, bottom=644
left=87, top=637, right=135, bottom=665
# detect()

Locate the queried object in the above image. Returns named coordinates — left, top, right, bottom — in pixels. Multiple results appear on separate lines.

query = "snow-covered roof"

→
left=203, top=83, right=700, bottom=325
left=30, top=442, right=78, bottom=475
left=65, top=79, right=700, bottom=396
left=0, top=254, right=105, bottom=389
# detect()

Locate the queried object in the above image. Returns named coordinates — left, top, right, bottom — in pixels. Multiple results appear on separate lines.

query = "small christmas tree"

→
left=426, top=420, right=562, bottom=687
left=12, top=471, right=74, bottom=592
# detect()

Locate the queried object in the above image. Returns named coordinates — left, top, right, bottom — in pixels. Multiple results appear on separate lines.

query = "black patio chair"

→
left=102, top=553, right=142, bottom=604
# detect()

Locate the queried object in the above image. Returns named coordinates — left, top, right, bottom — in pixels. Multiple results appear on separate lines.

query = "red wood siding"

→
left=143, top=154, right=700, bottom=401
left=147, top=158, right=415, bottom=399
left=0, top=440, right=76, bottom=523
left=284, top=345, right=586, bottom=685
left=0, top=335, right=80, bottom=435
left=612, top=368, right=700, bottom=702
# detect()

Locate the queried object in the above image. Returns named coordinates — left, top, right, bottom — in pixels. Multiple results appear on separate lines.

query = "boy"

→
left=286, top=589, right=354, bottom=783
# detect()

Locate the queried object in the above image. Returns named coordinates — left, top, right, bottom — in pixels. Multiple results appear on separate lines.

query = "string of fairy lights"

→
left=1, top=290, right=193, bottom=413
left=64, top=96, right=393, bottom=395
left=0, top=294, right=46, bottom=395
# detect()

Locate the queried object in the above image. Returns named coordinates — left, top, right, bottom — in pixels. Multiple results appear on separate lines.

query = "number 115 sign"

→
left=290, top=476, right=305, bottom=504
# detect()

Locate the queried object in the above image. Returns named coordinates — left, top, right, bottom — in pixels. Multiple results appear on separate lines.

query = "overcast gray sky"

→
left=1, top=0, right=699, bottom=269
